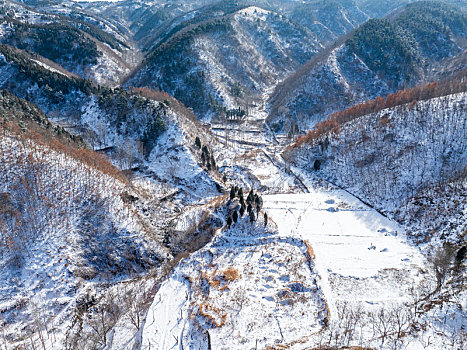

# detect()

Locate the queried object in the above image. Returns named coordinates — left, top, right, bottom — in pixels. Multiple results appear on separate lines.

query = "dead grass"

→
left=222, top=267, right=240, bottom=281
left=202, top=270, right=220, bottom=289
left=199, top=301, right=227, bottom=328
left=304, top=240, right=316, bottom=260
left=204, top=194, right=228, bottom=207
left=202, top=267, right=241, bottom=291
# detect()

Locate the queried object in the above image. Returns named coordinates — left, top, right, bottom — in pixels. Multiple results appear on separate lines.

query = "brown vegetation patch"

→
left=202, top=267, right=241, bottom=291
left=1, top=110, right=127, bottom=185
left=199, top=301, right=227, bottom=328
left=304, top=240, right=316, bottom=260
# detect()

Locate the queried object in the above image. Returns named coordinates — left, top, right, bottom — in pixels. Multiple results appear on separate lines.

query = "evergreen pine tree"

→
left=211, top=156, right=216, bottom=170
left=247, top=189, right=253, bottom=204
left=249, top=211, right=255, bottom=223
left=240, top=204, right=245, bottom=217
left=255, top=195, right=263, bottom=212
left=230, top=186, right=236, bottom=200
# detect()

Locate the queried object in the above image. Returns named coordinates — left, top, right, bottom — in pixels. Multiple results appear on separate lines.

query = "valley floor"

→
left=135, top=103, right=460, bottom=350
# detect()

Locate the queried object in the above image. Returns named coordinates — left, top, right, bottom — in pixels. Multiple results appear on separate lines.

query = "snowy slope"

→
left=288, top=0, right=370, bottom=43
left=0, top=46, right=168, bottom=165
left=287, top=92, right=467, bottom=218
left=1, top=2, right=465, bottom=349
left=139, top=157, right=463, bottom=349
left=137, top=102, right=464, bottom=349
left=268, top=43, right=391, bottom=132
left=268, top=1, right=467, bottom=132
left=142, top=211, right=328, bottom=349
left=126, top=5, right=321, bottom=118
left=0, top=131, right=168, bottom=349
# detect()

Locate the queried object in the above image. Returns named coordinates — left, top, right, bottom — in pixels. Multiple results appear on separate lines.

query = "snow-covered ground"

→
left=138, top=169, right=437, bottom=349
left=141, top=214, right=328, bottom=349
left=136, top=89, right=464, bottom=348
left=264, top=190, right=426, bottom=316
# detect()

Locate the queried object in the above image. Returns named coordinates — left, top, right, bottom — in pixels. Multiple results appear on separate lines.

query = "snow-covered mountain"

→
left=0, top=43, right=169, bottom=160
left=0, top=0, right=140, bottom=85
left=267, top=1, right=467, bottom=132
left=125, top=3, right=322, bottom=119
left=287, top=0, right=370, bottom=43
left=0, top=1, right=466, bottom=349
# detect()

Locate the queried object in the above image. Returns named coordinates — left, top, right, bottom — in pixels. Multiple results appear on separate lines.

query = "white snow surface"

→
left=141, top=276, right=191, bottom=350
left=138, top=86, right=465, bottom=349
left=139, top=172, right=444, bottom=349
left=31, top=59, right=68, bottom=76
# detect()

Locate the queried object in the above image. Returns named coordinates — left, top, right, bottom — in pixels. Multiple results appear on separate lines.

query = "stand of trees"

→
left=292, top=76, right=467, bottom=149
left=226, top=186, right=267, bottom=228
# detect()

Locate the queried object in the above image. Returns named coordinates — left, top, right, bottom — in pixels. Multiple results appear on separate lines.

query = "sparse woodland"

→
left=0, top=93, right=167, bottom=348
left=0, top=0, right=466, bottom=349
left=287, top=84, right=466, bottom=227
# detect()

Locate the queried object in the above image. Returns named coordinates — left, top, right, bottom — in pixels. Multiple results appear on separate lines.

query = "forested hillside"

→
left=289, top=0, right=369, bottom=43
left=0, top=0, right=139, bottom=85
left=0, top=80, right=224, bottom=349
left=0, top=1, right=465, bottom=349
left=0, top=44, right=167, bottom=159
left=126, top=4, right=321, bottom=118
left=268, top=1, right=467, bottom=133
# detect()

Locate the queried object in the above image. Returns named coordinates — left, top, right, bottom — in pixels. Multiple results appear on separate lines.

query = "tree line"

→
left=292, top=75, right=467, bottom=149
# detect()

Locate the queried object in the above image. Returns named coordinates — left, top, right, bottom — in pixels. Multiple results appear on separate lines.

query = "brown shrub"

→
left=199, top=301, right=227, bottom=328
left=304, top=240, right=316, bottom=260
left=222, top=267, right=240, bottom=282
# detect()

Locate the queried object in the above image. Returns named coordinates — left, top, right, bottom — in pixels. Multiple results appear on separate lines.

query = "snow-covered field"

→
left=264, top=190, right=427, bottom=315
